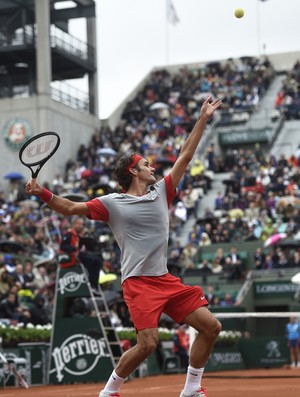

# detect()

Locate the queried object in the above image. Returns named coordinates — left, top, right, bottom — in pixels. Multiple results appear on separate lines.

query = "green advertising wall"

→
left=48, top=264, right=114, bottom=384
left=205, top=336, right=289, bottom=371
left=238, top=337, right=289, bottom=369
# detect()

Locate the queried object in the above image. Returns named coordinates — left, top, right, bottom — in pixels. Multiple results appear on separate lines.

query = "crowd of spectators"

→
left=1, top=55, right=300, bottom=327
left=275, top=60, right=300, bottom=120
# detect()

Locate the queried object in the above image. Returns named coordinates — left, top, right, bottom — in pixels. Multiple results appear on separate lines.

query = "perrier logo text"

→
left=52, top=334, right=110, bottom=381
left=58, top=271, right=87, bottom=295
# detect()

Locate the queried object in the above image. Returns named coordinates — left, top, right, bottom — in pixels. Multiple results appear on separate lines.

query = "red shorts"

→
left=122, top=273, right=208, bottom=331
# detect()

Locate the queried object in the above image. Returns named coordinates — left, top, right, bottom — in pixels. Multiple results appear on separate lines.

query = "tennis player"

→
left=26, top=96, right=222, bottom=397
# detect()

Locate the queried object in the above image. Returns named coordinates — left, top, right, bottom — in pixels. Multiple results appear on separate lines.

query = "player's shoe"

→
left=179, top=387, right=208, bottom=397
left=99, top=391, right=122, bottom=397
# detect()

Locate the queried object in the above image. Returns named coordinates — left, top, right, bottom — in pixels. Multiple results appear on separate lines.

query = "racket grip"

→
left=31, top=177, right=37, bottom=188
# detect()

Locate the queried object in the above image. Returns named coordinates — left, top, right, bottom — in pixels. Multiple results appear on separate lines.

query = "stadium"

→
left=0, top=1, right=300, bottom=396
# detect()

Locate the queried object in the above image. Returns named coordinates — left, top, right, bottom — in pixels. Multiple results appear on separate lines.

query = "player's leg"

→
left=179, top=306, right=221, bottom=397
left=99, top=327, right=159, bottom=396
left=184, top=306, right=221, bottom=368
left=115, top=327, right=160, bottom=377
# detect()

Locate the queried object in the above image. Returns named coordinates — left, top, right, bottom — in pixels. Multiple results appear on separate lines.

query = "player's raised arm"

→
left=170, top=96, right=222, bottom=189
left=25, top=180, right=89, bottom=216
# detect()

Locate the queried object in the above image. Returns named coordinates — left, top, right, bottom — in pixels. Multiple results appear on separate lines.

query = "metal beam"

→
left=51, top=4, right=95, bottom=22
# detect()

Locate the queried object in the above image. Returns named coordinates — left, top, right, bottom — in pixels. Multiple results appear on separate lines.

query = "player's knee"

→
left=210, top=318, right=222, bottom=340
left=137, top=335, right=159, bottom=356
left=202, top=318, right=222, bottom=342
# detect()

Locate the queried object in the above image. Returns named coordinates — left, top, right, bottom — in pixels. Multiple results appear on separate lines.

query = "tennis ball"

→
left=234, top=8, right=244, bottom=19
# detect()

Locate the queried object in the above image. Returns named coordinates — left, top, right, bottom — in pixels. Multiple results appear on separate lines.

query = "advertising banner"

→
left=49, top=264, right=114, bottom=384
left=239, top=337, right=289, bottom=368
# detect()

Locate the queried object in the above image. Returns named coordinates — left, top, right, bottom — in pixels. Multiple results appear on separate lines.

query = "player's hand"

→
left=200, top=96, right=222, bottom=119
left=25, top=179, right=43, bottom=195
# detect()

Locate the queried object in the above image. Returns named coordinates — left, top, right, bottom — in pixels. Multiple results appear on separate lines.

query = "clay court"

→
left=1, top=368, right=300, bottom=397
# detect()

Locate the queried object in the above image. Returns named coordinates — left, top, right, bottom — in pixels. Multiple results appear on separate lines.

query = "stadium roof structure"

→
left=0, top=0, right=95, bottom=24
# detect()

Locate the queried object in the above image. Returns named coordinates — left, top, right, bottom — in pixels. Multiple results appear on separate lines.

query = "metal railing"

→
left=0, top=25, right=94, bottom=68
left=50, top=81, right=91, bottom=114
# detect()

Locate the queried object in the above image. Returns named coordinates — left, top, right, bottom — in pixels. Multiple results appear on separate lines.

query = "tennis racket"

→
left=0, top=352, right=29, bottom=388
left=19, top=131, right=60, bottom=188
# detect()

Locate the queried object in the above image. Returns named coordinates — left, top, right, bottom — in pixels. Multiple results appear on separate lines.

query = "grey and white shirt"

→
left=86, top=175, right=176, bottom=283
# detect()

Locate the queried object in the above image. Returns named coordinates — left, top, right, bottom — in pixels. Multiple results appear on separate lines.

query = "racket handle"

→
left=31, top=177, right=37, bottom=188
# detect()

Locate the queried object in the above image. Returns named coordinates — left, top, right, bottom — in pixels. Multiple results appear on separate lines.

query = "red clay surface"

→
left=2, top=369, right=300, bottom=397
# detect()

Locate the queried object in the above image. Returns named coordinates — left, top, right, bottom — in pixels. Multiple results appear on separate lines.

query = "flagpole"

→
left=256, top=0, right=261, bottom=57
left=165, top=0, right=170, bottom=66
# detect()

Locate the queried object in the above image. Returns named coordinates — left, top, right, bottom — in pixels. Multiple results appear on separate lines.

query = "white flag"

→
left=167, top=0, right=180, bottom=26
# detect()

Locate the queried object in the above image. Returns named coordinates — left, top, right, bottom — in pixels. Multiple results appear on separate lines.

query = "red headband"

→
left=125, top=155, right=143, bottom=175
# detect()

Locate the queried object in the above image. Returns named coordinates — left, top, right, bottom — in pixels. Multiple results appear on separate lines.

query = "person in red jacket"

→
left=58, top=217, right=83, bottom=268
left=59, top=217, right=102, bottom=291
left=173, top=325, right=190, bottom=371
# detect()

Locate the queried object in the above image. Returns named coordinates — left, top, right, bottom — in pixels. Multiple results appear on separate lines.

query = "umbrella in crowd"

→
left=277, top=196, right=300, bottom=208
left=229, top=208, right=244, bottom=219
left=264, top=233, right=287, bottom=248
left=149, top=102, right=169, bottom=111
left=96, top=148, right=117, bottom=157
left=80, top=169, right=93, bottom=179
left=98, top=270, right=117, bottom=285
left=92, top=183, right=115, bottom=195
left=103, top=290, right=120, bottom=307
left=278, top=239, right=300, bottom=249
left=291, top=272, right=300, bottom=285
left=19, top=199, right=40, bottom=209
left=155, top=157, right=176, bottom=167
left=60, top=192, right=88, bottom=202
left=3, top=172, right=24, bottom=180
left=0, top=240, right=26, bottom=254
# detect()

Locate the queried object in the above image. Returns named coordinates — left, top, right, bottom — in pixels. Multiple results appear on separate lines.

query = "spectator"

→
left=205, top=286, right=216, bottom=307
left=288, top=252, right=300, bottom=268
left=181, top=183, right=200, bottom=218
left=173, top=325, right=190, bottom=371
left=187, top=224, right=202, bottom=245
left=58, top=216, right=102, bottom=292
left=220, top=293, right=235, bottom=306
left=253, top=247, right=265, bottom=270
left=0, top=266, right=14, bottom=299
left=214, top=191, right=223, bottom=210
left=117, top=302, right=133, bottom=328
left=34, top=265, right=51, bottom=291
left=263, top=253, right=275, bottom=270
left=29, top=294, right=52, bottom=325
left=198, top=232, right=211, bottom=247
left=0, top=291, right=31, bottom=324
left=168, top=240, right=183, bottom=264
left=286, top=316, right=300, bottom=368
left=12, top=263, right=27, bottom=289
left=110, top=303, right=122, bottom=327
left=23, top=260, right=36, bottom=291
left=226, top=246, right=243, bottom=280
left=180, top=242, right=198, bottom=269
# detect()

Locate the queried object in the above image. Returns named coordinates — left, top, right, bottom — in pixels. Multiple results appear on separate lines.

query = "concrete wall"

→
left=0, top=95, right=100, bottom=194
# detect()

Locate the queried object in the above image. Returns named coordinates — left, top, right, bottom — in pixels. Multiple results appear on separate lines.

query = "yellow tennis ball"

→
left=234, top=8, right=244, bottom=18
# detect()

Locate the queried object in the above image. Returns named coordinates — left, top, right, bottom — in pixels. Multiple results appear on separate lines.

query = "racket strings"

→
left=20, top=134, right=59, bottom=166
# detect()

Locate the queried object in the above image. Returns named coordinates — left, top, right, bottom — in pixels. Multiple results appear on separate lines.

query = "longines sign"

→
left=219, top=128, right=274, bottom=146
left=254, top=281, right=298, bottom=299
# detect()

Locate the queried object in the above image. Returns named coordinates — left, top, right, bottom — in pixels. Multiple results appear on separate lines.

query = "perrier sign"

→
left=48, top=264, right=114, bottom=384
